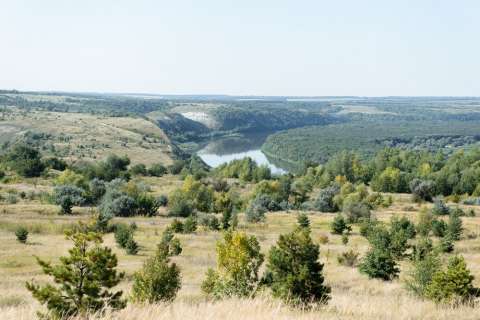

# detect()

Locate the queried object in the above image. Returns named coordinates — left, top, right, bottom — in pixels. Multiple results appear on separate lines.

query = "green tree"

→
left=264, top=227, right=330, bottom=306
left=53, top=185, right=86, bottom=215
left=425, top=256, right=479, bottom=304
left=15, top=226, right=29, bottom=243
left=201, top=231, right=264, bottom=299
left=26, top=224, right=125, bottom=318
left=131, top=249, right=181, bottom=303
left=447, top=211, right=463, bottom=241
left=4, top=144, right=45, bottom=177
left=330, top=214, right=350, bottom=235
left=297, top=213, right=310, bottom=229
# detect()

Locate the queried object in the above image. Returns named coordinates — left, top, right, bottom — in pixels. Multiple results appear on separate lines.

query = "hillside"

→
left=0, top=107, right=176, bottom=165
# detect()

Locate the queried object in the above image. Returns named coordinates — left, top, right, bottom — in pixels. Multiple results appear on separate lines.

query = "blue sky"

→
left=1, top=0, right=479, bottom=96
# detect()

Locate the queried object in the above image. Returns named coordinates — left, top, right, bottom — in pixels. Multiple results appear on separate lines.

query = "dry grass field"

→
left=1, top=175, right=480, bottom=320
left=0, top=107, right=174, bottom=165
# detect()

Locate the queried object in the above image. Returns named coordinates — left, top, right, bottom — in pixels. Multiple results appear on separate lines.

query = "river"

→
left=197, top=133, right=287, bottom=174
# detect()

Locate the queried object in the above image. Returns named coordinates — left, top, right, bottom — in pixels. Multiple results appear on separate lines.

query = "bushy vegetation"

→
left=202, top=231, right=264, bottom=299
left=264, top=224, right=331, bottom=306
left=131, top=239, right=181, bottom=303
left=26, top=223, right=125, bottom=318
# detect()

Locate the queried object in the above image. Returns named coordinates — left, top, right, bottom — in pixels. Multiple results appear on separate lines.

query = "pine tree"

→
left=131, top=249, right=181, bottom=303
left=15, top=226, right=29, bottom=243
left=447, top=211, right=463, bottom=241
left=264, top=226, right=330, bottom=306
left=331, top=214, right=349, bottom=235
left=425, top=256, right=479, bottom=304
left=26, top=224, right=125, bottom=318
left=297, top=213, right=310, bottom=229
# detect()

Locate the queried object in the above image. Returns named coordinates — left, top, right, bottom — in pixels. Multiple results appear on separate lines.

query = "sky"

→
left=1, top=0, right=480, bottom=96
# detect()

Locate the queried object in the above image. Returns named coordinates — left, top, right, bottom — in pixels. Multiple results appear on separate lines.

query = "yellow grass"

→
left=1, top=180, right=480, bottom=319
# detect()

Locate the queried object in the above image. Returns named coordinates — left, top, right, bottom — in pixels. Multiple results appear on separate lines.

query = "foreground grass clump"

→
left=26, top=223, right=126, bottom=318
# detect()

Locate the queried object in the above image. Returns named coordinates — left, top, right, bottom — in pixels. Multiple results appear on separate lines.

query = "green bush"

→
left=131, top=250, right=181, bottom=303
left=264, top=226, right=330, bottom=306
left=425, top=256, right=479, bottom=304
left=330, top=214, right=350, bottom=235
left=405, top=249, right=441, bottom=297
left=447, top=211, right=463, bottom=241
left=114, top=224, right=134, bottom=248
left=245, top=200, right=266, bottom=223
left=297, top=213, right=310, bottom=229
left=158, top=229, right=183, bottom=257
left=148, top=163, right=167, bottom=177
left=201, top=231, right=264, bottom=299
left=359, top=248, right=399, bottom=280
left=431, top=219, right=447, bottom=237
left=126, top=238, right=139, bottom=255
left=15, top=226, right=29, bottom=243
left=53, top=185, right=86, bottom=214
left=26, top=225, right=125, bottom=318
left=183, top=215, right=197, bottom=233
left=4, top=144, right=45, bottom=177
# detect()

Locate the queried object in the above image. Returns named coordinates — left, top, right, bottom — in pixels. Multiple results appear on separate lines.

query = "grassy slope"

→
left=1, top=176, right=480, bottom=319
left=0, top=107, right=174, bottom=165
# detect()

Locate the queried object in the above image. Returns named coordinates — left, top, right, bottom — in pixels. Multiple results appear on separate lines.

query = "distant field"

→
left=0, top=107, right=174, bottom=165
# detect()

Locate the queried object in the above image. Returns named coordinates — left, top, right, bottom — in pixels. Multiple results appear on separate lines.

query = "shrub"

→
left=337, top=249, right=359, bottom=267
left=432, top=199, right=450, bottom=216
left=148, top=163, right=167, bottom=177
left=26, top=225, right=125, bottom=318
left=44, top=157, right=67, bottom=171
left=343, top=201, right=371, bottom=223
left=359, top=248, right=399, bottom=280
left=170, top=219, right=184, bottom=233
left=168, top=198, right=194, bottom=217
left=314, top=186, right=339, bottom=212
left=405, top=249, right=441, bottom=297
left=15, top=226, right=29, bottom=243
left=410, top=179, right=436, bottom=202
left=135, top=193, right=160, bottom=217
left=131, top=252, right=181, bottom=303
left=4, top=144, right=45, bottom=177
left=114, top=224, right=134, bottom=248
left=201, top=231, right=264, bottom=299
left=245, top=200, right=266, bottom=223
left=157, top=194, right=168, bottom=207
left=359, top=218, right=379, bottom=237
left=425, top=256, right=479, bottom=304
left=158, top=229, right=182, bottom=257
left=297, top=213, right=310, bottom=229
left=431, top=219, right=447, bottom=237
left=439, top=234, right=455, bottom=253
left=264, top=227, right=330, bottom=306
left=341, top=234, right=349, bottom=245
left=183, top=216, right=197, bottom=233
left=447, top=211, right=463, bottom=241
left=330, top=215, right=350, bottom=235
left=416, top=209, right=434, bottom=237
left=107, top=195, right=137, bottom=217
left=89, top=178, right=106, bottom=203
left=53, top=185, right=86, bottom=214
left=125, top=238, right=139, bottom=255
left=221, top=210, right=232, bottom=230
left=390, top=216, right=416, bottom=239
left=130, top=163, right=147, bottom=176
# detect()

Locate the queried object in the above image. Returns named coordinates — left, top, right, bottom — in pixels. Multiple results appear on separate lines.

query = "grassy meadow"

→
left=1, top=174, right=480, bottom=320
